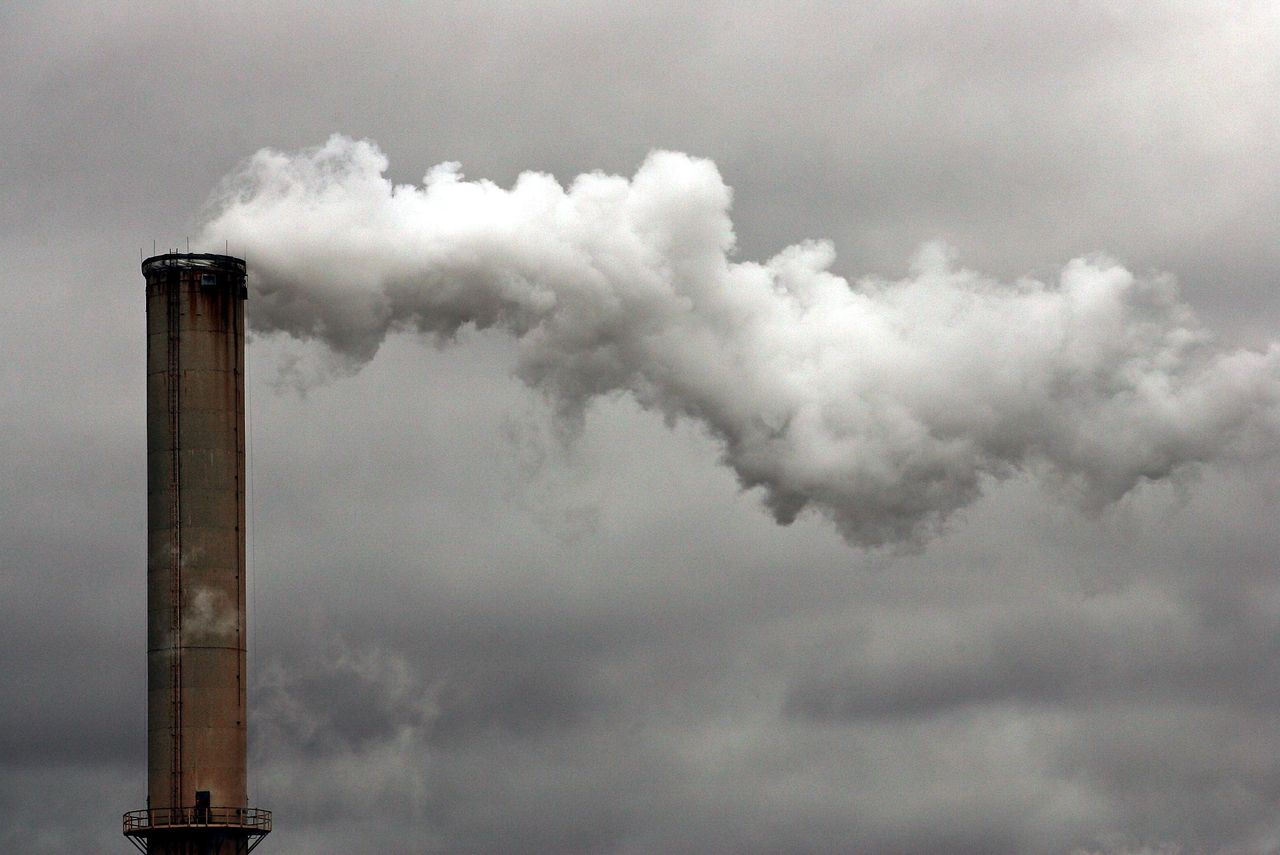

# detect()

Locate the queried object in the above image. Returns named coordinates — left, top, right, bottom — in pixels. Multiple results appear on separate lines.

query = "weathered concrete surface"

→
left=141, top=254, right=258, bottom=855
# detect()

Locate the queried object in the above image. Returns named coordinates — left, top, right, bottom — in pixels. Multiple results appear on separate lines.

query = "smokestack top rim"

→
left=142, top=252, right=246, bottom=277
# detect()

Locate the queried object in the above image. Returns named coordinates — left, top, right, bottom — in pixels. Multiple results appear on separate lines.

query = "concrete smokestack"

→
left=125, top=253, right=270, bottom=854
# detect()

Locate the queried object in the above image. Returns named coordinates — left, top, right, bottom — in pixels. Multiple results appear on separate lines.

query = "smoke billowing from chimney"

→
left=200, top=135, right=1280, bottom=547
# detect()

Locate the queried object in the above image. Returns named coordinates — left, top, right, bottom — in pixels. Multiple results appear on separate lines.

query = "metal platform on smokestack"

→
left=123, top=806, right=272, bottom=854
left=126, top=252, right=270, bottom=854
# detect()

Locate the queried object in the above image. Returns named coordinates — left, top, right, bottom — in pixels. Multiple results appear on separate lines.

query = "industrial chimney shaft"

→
left=125, top=253, right=270, bottom=854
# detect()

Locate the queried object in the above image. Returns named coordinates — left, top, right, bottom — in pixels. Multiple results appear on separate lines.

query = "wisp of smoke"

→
left=199, top=135, right=1280, bottom=547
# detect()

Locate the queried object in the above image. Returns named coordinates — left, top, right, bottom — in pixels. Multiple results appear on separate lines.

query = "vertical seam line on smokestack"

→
left=235, top=281, right=245, bottom=767
left=247, top=292, right=258, bottom=805
left=167, top=270, right=184, bottom=809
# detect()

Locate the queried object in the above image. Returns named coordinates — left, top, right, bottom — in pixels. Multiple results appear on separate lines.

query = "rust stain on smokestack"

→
left=125, top=253, right=270, bottom=854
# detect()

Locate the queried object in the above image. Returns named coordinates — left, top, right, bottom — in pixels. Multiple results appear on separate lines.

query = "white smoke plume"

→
left=200, top=135, right=1280, bottom=547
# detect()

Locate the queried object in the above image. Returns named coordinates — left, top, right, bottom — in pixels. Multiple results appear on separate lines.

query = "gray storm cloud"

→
left=200, top=135, right=1280, bottom=547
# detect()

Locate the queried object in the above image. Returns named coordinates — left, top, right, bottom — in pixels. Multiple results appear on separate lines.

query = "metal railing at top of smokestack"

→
left=140, top=252, right=247, bottom=275
left=122, top=806, right=272, bottom=833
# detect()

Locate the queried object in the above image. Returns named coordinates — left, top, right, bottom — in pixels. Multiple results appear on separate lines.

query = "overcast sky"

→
left=3, top=3, right=1280, bottom=854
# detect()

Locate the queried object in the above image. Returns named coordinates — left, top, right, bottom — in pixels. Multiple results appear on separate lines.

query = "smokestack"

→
left=125, top=254, right=270, bottom=854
